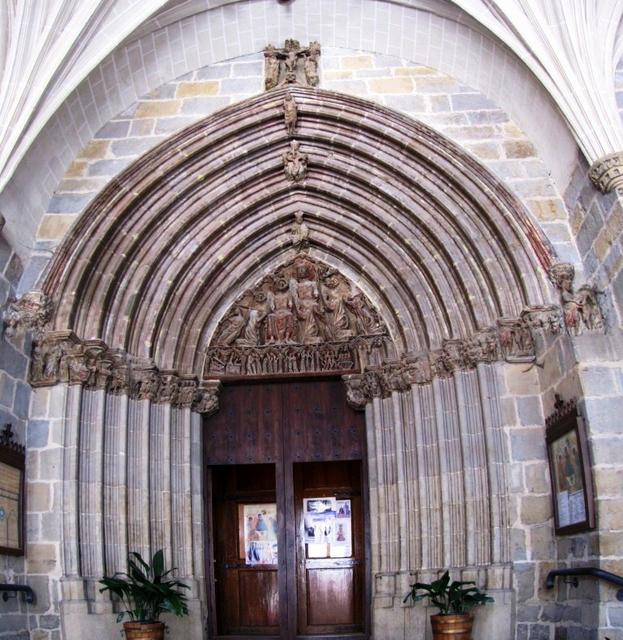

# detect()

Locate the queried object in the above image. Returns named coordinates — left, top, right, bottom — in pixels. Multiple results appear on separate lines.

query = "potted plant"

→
left=403, top=570, right=493, bottom=640
left=99, top=549, right=189, bottom=640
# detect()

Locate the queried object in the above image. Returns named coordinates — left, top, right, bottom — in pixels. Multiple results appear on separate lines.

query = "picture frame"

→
left=0, top=424, right=26, bottom=555
left=545, top=396, right=595, bottom=535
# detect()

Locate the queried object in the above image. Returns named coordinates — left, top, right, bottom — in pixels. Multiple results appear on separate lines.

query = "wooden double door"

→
left=204, top=380, right=369, bottom=639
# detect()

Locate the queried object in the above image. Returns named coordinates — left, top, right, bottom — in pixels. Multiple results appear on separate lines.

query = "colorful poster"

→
left=242, top=504, right=278, bottom=565
left=331, top=499, right=352, bottom=558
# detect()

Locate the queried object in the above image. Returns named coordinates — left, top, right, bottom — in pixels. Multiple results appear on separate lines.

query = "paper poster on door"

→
left=331, top=499, right=352, bottom=558
left=241, top=503, right=278, bottom=565
left=303, top=497, right=336, bottom=544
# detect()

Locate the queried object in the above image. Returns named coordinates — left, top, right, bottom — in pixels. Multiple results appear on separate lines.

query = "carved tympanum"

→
left=264, top=40, right=321, bottom=90
left=205, top=255, right=389, bottom=378
left=2, top=291, right=52, bottom=340
left=548, top=263, right=604, bottom=335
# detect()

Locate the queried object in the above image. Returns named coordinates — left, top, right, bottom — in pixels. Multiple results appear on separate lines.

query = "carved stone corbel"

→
left=548, top=263, right=604, bottom=335
left=342, top=374, right=368, bottom=410
left=192, top=380, right=222, bottom=415
left=589, top=152, right=623, bottom=193
left=3, top=291, right=52, bottom=340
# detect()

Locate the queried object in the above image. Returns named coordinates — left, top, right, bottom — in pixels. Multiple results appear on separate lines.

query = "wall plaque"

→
left=545, top=397, right=595, bottom=535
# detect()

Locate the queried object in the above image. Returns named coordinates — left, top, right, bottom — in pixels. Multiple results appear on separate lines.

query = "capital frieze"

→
left=30, top=333, right=219, bottom=413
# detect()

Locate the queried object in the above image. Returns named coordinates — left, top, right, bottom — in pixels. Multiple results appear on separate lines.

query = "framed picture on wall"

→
left=545, top=396, right=595, bottom=535
left=0, top=424, right=26, bottom=555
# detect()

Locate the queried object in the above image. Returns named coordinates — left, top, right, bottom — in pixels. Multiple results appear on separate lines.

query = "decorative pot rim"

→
left=123, top=620, right=165, bottom=626
left=430, top=613, right=474, bottom=619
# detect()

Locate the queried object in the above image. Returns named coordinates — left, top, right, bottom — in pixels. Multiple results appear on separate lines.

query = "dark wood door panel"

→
left=306, top=567, right=355, bottom=626
left=239, top=569, right=280, bottom=628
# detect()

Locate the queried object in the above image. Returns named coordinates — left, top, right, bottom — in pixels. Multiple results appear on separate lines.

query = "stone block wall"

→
left=0, top=231, right=41, bottom=640
left=26, top=48, right=578, bottom=293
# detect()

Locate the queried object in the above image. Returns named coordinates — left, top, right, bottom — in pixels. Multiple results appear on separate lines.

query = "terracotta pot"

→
left=123, top=621, right=165, bottom=640
left=430, top=613, right=473, bottom=639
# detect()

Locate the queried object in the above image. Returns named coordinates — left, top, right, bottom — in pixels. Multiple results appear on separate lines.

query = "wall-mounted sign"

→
left=0, top=424, right=25, bottom=555
left=545, top=397, right=595, bottom=535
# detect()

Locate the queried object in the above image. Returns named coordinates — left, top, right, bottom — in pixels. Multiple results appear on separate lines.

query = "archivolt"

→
left=41, top=86, right=555, bottom=373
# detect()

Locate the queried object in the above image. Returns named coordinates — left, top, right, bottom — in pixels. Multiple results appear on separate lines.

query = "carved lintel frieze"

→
left=548, top=262, right=604, bottom=335
left=192, top=380, right=222, bottom=415
left=589, top=152, right=623, bottom=193
left=264, top=40, right=321, bottom=90
left=3, top=291, right=52, bottom=340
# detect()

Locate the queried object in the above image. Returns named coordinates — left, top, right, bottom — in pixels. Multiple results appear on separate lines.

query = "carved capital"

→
left=156, top=371, right=180, bottom=404
left=465, top=328, right=500, bottom=366
left=31, top=331, right=80, bottom=386
left=176, top=375, right=198, bottom=409
left=589, top=152, right=623, bottom=193
left=3, top=291, right=52, bottom=340
left=497, top=318, right=535, bottom=363
left=133, top=367, right=160, bottom=401
left=402, top=352, right=432, bottom=385
left=192, top=380, right=222, bottom=415
left=521, top=305, right=562, bottom=336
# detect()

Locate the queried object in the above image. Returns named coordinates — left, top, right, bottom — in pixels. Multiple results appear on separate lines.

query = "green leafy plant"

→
left=403, top=570, right=494, bottom=615
left=99, top=549, right=190, bottom=623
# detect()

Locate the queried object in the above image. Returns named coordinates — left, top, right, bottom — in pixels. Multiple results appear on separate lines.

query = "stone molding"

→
left=30, top=330, right=221, bottom=413
left=2, top=290, right=52, bottom=340
left=343, top=305, right=565, bottom=409
left=589, top=152, right=623, bottom=193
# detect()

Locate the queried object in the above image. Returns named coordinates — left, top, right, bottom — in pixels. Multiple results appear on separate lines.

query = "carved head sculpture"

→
left=549, top=263, right=575, bottom=293
left=324, top=274, right=340, bottom=289
left=275, top=277, right=289, bottom=292
left=254, top=290, right=268, bottom=304
left=294, top=211, right=304, bottom=224
left=264, top=44, right=278, bottom=58
left=295, top=261, right=315, bottom=281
